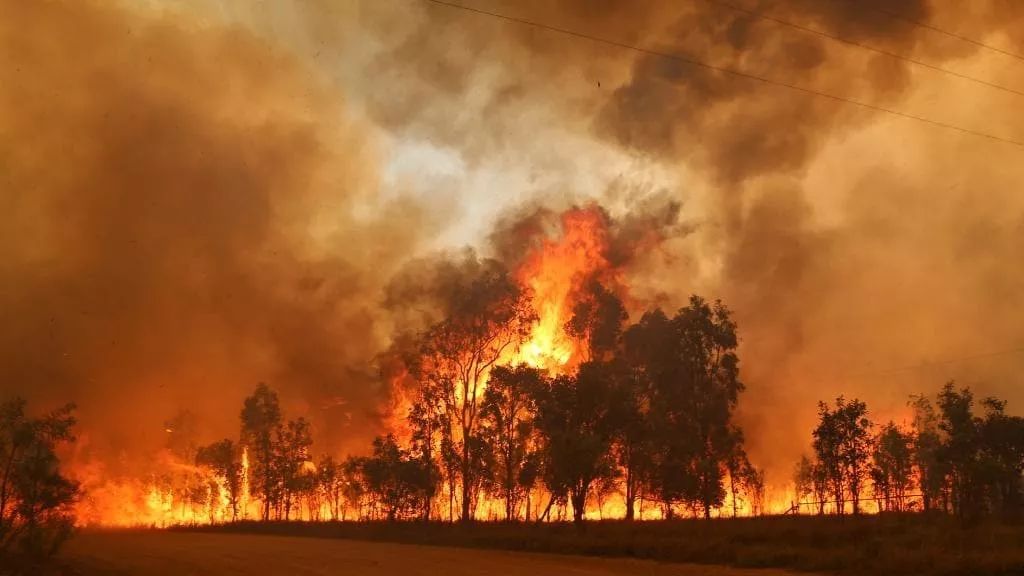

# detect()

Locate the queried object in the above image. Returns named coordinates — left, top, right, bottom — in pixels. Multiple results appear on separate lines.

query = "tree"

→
left=813, top=397, right=872, bottom=515
left=565, top=278, right=627, bottom=362
left=793, top=455, right=816, bottom=513
left=340, top=456, right=367, bottom=520
left=621, top=310, right=680, bottom=520
left=314, top=455, right=342, bottom=521
left=871, top=422, right=914, bottom=512
left=0, top=398, right=79, bottom=560
left=937, top=382, right=981, bottom=519
left=836, top=398, right=873, bottom=514
left=361, top=435, right=435, bottom=521
left=480, top=364, right=542, bottom=521
left=977, top=397, right=1024, bottom=518
left=724, top=427, right=756, bottom=517
left=240, top=383, right=282, bottom=521
left=276, top=417, right=313, bottom=520
left=532, top=362, right=618, bottom=525
left=411, top=259, right=535, bottom=522
left=813, top=401, right=845, bottom=514
left=195, top=439, right=244, bottom=521
left=672, top=297, right=743, bottom=518
left=608, top=360, right=652, bottom=521
left=910, top=394, right=947, bottom=513
left=742, top=465, right=766, bottom=516
left=406, top=373, right=442, bottom=521
left=630, top=298, right=745, bottom=519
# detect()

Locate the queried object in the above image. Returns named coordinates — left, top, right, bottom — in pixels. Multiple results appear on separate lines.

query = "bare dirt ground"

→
left=61, top=530, right=809, bottom=576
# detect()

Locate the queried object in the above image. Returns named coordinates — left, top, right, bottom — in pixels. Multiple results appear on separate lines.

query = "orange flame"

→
left=510, top=207, right=615, bottom=373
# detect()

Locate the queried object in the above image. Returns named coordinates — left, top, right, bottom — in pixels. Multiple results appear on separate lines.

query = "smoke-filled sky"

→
left=3, top=0, right=1024, bottom=485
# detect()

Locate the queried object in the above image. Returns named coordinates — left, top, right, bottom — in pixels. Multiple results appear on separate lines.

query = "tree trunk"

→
left=505, top=459, right=515, bottom=521
left=459, top=434, right=473, bottom=522
left=537, top=494, right=556, bottom=523
left=624, top=466, right=635, bottom=521
left=571, top=488, right=586, bottom=525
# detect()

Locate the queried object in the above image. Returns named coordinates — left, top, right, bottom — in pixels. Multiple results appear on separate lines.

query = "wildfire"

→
left=66, top=205, right=795, bottom=527
left=509, top=207, right=616, bottom=373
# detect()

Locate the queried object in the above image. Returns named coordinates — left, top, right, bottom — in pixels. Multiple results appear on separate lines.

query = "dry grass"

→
left=56, top=530, right=806, bottom=576
left=179, top=514, right=1024, bottom=576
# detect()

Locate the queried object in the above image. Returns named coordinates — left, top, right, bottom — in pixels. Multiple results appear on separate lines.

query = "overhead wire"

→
left=702, top=0, right=1024, bottom=99
left=419, top=0, right=1024, bottom=150
left=847, top=0, right=1024, bottom=64
left=417, top=0, right=1024, bottom=385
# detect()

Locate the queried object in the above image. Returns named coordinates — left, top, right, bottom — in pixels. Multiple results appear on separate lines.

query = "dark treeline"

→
left=796, top=384, right=1024, bottom=521
left=190, top=267, right=762, bottom=525
left=0, top=398, right=79, bottom=566
left=346, top=265, right=762, bottom=524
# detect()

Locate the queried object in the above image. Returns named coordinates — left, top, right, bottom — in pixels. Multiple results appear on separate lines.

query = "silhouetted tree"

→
left=340, top=456, right=367, bottom=520
left=743, top=464, right=766, bottom=516
left=813, top=397, right=872, bottom=514
left=480, top=364, right=542, bottom=521
left=871, top=422, right=914, bottom=512
left=361, top=435, right=435, bottom=521
left=813, top=401, right=843, bottom=513
left=240, top=383, right=282, bottom=521
left=837, top=398, right=873, bottom=515
left=725, top=427, right=758, bottom=517
left=407, top=374, right=442, bottom=521
left=0, top=399, right=79, bottom=561
left=314, top=455, right=343, bottom=520
left=565, top=278, right=627, bottom=362
left=195, top=439, right=244, bottom=521
left=633, top=298, right=743, bottom=519
left=977, top=398, right=1024, bottom=518
left=277, top=417, right=313, bottom=520
left=910, top=394, right=947, bottom=513
left=937, top=382, right=981, bottom=519
left=532, top=363, right=618, bottom=525
left=793, top=455, right=819, bottom=513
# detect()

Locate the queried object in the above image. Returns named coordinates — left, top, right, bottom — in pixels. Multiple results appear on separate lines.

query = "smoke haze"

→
left=3, top=0, right=1024, bottom=488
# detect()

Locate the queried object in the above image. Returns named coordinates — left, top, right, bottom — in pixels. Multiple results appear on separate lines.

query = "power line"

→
left=703, top=0, right=1024, bottom=99
left=849, top=0, right=1024, bottom=64
left=420, top=0, right=1024, bottom=150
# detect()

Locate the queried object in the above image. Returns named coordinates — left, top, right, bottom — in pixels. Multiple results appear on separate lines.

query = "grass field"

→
left=176, top=514, right=1024, bottom=576
left=58, top=531, right=806, bottom=576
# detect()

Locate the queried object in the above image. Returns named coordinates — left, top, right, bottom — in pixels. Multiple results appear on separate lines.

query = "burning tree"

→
left=194, top=439, right=244, bottom=521
left=409, top=257, right=535, bottom=522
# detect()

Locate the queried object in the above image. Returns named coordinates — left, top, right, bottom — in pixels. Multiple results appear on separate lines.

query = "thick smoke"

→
left=346, top=0, right=1024, bottom=482
left=0, top=0, right=439, bottom=467
left=4, top=0, right=1024, bottom=494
